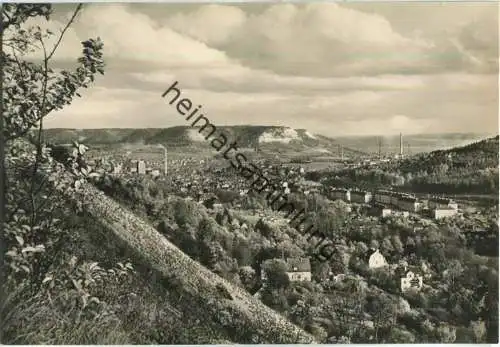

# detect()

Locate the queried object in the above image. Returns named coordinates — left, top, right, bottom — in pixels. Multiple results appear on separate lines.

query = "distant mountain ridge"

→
left=394, top=135, right=498, bottom=194
left=42, top=127, right=494, bottom=156
left=41, top=125, right=367, bottom=156
left=333, top=132, right=494, bottom=155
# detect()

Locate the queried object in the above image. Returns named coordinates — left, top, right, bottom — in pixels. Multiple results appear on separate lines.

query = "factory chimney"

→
left=399, top=133, right=403, bottom=157
left=157, top=144, right=167, bottom=175
left=164, top=146, right=168, bottom=175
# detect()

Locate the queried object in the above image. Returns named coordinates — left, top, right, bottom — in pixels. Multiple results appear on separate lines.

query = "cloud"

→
left=132, top=66, right=427, bottom=96
left=45, top=86, right=172, bottom=129
left=167, top=4, right=246, bottom=46
left=46, top=71, right=497, bottom=136
left=28, top=3, right=497, bottom=136
left=164, top=2, right=497, bottom=76
left=18, top=4, right=231, bottom=68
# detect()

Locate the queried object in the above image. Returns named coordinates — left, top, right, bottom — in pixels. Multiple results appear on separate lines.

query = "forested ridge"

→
left=318, top=136, right=499, bottom=195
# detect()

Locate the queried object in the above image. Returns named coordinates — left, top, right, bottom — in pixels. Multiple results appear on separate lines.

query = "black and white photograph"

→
left=1, top=1, right=498, bottom=344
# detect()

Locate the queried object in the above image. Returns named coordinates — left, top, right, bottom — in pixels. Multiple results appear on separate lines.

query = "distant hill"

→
left=41, top=126, right=367, bottom=158
left=396, top=135, right=499, bottom=195
left=323, top=135, right=499, bottom=194
left=398, top=135, right=499, bottom=174
left=333, top=132, right=494, bottom=155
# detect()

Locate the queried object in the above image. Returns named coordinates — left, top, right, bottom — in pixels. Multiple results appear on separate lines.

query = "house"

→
left=370, top=203, right=392, bottom=217
left=374, top=190, right=393, bottom=205
left=367, top=249, right=388, bottom=269
left=332, top=273, right=346, bottom=282
left=393, top=211, right=410, bottom=218
left=400, top=269, right=424, bottom=292
left=429, top=197, right=458, bottom=210
left=398, top=196, right=422, bottom=212
left=331, top=188, right=351, bottom=202
left=285, top=258, right=312, bottom=282
left=433, top=207, right=458, bottom=220
left=261, top=258, right=312, bottom=283
left=390, top=193, right=400, bottom=206
left=350, top=190, right=372, bottom=204
left=137, top=160, right=146, bottom=174
left=112, top=163, right=122, bottom=174
left=301, top=180, right=322, bottom=191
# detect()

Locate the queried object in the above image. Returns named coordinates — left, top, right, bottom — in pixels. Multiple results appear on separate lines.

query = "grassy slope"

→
left=70, top=179, right=316, bottom=343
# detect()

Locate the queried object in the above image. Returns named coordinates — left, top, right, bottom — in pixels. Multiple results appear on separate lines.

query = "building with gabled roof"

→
left=261, top=257, right=312, bottom=283
left=374, top=190, right=393, bottom=205
left=350, top=190, right=372, bottom=204
left=429, top=197, right=458, bottom=210
left=285, top=257, right=312, bottom=282
left=330, top=188, right=351, bottom=202
left=398, top=195, right=422, bottom=212
left=366, top=249, right=388, bottom=269
left=433, top=207, right=458, bottom=220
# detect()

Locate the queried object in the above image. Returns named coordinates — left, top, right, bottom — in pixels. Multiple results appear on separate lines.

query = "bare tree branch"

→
left=30, top=35, right=48, bottom=226
left=46, top=3, right=82, bottom=61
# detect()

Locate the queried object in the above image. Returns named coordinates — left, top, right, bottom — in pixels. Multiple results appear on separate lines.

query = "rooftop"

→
left=430, top=197, right=456, bottom=204
left=399, top=196, right=418, bottom=202
left=285, top=258, right=311, bottom=272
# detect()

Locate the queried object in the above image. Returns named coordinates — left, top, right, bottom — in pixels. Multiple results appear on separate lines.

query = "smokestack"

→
left=399, top=133, right=403, bottom=157
left=378, top=137, right=382, bottom=159
left=164, top=146, right=168, bottom=175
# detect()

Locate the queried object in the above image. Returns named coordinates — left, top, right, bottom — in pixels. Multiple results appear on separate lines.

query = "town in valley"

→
left=3, top=2, right=498, bottom=345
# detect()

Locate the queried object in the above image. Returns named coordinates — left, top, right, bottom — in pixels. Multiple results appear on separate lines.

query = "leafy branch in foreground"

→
left=1, top=4, right=134, bottom=344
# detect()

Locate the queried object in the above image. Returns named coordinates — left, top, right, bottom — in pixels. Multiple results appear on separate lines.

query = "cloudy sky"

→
left=32, top=2, right=499, bottom=136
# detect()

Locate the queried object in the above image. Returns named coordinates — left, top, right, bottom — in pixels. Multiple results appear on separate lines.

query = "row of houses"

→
left=329, top=188, right=459, bottom=220
left=260, top=252, right=426, bottom=293
left=366, top=249, right=426, bottom=292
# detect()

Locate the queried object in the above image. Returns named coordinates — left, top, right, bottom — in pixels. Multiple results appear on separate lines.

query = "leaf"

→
left=69, top=256, right=78, bottom=268
left=42, top=275, right=53, bottom=284
left=15, top=235, right=24, bottom=246
left=21, top=246, right=37, bottom=253
left=78, top=144, right=88, bottom=154
left=6, top=250, right=17, bottom=257
left=72, top=278, right=82, bottom=291
left=34, top=244, right=46, bottom=252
